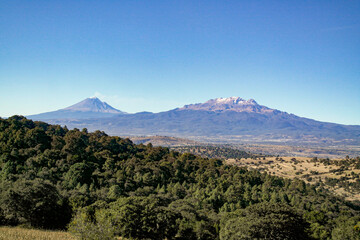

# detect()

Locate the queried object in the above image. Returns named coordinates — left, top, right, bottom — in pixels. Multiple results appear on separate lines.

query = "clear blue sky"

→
left=1, top=1, right=359, bottom=125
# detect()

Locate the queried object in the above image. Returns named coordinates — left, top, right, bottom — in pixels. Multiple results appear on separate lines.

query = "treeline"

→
left=0, top=116, right=360, bottom=239
left=311, top=156, right=360, bottom=169
left=171, top=145, right=262, bottom=160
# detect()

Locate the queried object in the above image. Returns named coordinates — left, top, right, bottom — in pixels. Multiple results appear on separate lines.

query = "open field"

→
left=0, top=227, right=76, bottom=240
left=125, top=135, right=360, bottom=158
left=227, top=156, right=360, bottom=201
left=128, top=135, right=202, bottom=147
left=233, top=143, right=360, bottom=159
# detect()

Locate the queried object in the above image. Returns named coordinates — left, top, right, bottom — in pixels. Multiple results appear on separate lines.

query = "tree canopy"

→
left=0, top=116, right=359, bottom=239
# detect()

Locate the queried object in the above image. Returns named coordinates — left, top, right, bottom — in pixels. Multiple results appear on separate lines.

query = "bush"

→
left=68, top=208, right=115, bottom=240
left=0, top=179, right=71, bottom=229
left=220, top=202, right=310, bottom=240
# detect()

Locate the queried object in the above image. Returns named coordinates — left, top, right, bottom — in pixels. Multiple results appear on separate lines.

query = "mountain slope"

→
left=64, top=97, right=122, bottom=113
left=27, top=97, right=125, bottom=120
left=42, top=97, right=360, bottom=145
left=179, top=97, right=275, bottom=113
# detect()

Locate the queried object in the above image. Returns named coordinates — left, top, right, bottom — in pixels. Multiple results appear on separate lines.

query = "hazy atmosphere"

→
left=1, top=1, right=359, bottom=124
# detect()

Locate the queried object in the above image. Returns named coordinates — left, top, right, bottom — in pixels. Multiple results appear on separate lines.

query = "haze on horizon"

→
left=0, top=1, right=359, bottom=125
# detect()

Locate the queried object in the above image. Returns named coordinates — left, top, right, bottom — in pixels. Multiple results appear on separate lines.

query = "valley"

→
left=130, top=136, right=360, bottom=201
left=129, top=135, right=360, bottom=158
left=3, top=1, right=359, bottom=238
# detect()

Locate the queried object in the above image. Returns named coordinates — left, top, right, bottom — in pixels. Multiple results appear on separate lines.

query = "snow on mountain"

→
left=27, top=97, right=125, bottom=120
left=27, top=96, right=360, bottom=145
left=178, top=97, right=274, bottom=113
left=64, top=97, right=124, bottom=113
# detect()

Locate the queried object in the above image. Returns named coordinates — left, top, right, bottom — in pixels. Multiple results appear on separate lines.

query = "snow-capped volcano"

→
left=27, top=97, right=125, bottom=120
left=179, top=97, right=275, bottom=113
left=64, top=97, right=123, bottom=113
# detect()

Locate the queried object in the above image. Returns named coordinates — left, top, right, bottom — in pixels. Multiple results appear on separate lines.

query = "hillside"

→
left=168, top=145, right=360, bottom=201
left=1, top=116, right=360, bottom=239
left=227, top=156, right=360, bottom=202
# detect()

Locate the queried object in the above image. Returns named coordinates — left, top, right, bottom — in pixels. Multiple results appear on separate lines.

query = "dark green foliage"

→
left=105, top=196, right=179, bottom=239
left=0, top=116, right=359, bottom=239
left=220, top=202, right=310, bottom=240
left=0, top=179, right=71, bottom=229
left=68, top=203, right=115, bottom=240
left=331, top=215, right=360, bottom=240
left=64, top=162, right=95, bottom=189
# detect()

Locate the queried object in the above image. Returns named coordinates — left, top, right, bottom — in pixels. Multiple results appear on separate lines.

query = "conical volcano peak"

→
left=179, top=97, right=273, bottom=113
left=27, top=97, right=126, bottom=120
left=64, top=97, right=124, bottom=114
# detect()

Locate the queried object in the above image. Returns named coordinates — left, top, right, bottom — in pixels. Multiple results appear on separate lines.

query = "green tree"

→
left=331, top=216, right=360, bottom=240
left=106, top=196, right=178, bottom=240
left=220, top=202, right=310, bottom=240
left=0, top=179, right=71, bottom=229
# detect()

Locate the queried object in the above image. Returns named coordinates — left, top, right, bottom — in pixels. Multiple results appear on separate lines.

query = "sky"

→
left=0, top=0, right=359, bottom=125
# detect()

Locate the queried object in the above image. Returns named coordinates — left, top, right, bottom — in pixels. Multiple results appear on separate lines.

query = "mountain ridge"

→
left=27, top=96, right=360, bottom=145
left=178, top=97, right=276, bottom=114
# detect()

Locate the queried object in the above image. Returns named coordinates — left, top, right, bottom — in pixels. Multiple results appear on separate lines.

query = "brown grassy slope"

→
left=226, top=156, right=360, bottom=201
left=0, top=227, right=76, bottom=240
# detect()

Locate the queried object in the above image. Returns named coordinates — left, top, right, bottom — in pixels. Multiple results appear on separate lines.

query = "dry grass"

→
left=231, top=144, right=360, bottom=159
left=226, top=156, right=360, bottom=201
left=0, top=227, right=76, bottom=240
left=128, top=135, right=201, bottom=147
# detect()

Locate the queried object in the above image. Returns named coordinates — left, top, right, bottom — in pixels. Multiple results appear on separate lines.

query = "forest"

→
left=0, top=116, right=360, bottom=240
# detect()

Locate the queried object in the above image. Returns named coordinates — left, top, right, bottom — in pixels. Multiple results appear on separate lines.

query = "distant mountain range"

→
left=179, top=97, right=275, bottom=113
left=27, top=97, right=126, bottom=120
left=27, top=97, right=360, bottom=145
